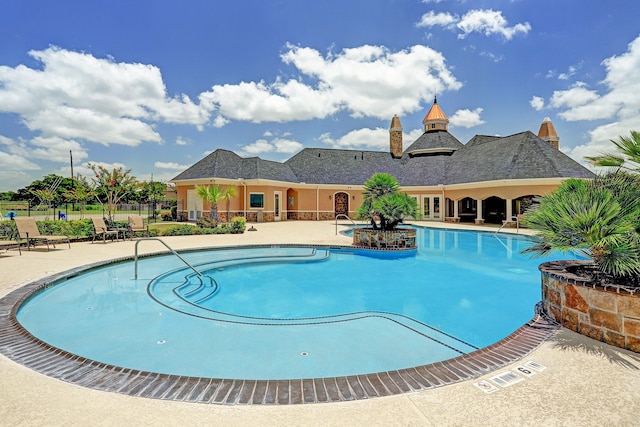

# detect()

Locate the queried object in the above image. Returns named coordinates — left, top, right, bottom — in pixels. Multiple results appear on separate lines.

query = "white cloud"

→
left=200, top=44, right=461, bottom=123
left=417, top=9, right=530, bottom=40
left=237, top=137, right=304, bottom=157
left=457, top=9, right=531, bottom=40
left=550, top=82, right=604, bottom=119
left=319, top=127, right=424, bottom=151
left=449, top=108, right=485, bottom=128
left=176, top=137, right=189, bottom=146
left=154, top=161, right=191, bottom=170
left=0, top=46, right=209, bottom=149
left=0, top=137, right=41, bottom=172
left=546, top=62, right=583, bottom=81
left=542, top=35, right=640, bottom=163
left=530, top=96, right=545, bottom=111
left=479, top=51, right=504, bottom=62
left=417, top=11, right=458, bottom=28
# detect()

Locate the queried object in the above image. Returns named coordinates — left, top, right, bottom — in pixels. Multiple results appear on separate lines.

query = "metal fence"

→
left=0, top=202, right=171, bottom=222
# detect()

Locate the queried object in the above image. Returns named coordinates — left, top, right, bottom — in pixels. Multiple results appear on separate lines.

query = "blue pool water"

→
left=17, top=227, right=575, bottom=380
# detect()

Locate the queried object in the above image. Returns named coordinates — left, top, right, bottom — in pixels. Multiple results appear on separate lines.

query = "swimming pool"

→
left=2, top=227, right=572, bottom=403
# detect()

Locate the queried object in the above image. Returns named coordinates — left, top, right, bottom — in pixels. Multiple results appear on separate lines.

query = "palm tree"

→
left=221, top=186, right=237, bottom=222
left=585, top=130, right=640, bottom=171
left=196, top=184, right=224, bottom=220
left=522, top=171, right=640, bottom=282
left=356, top=173, right=418, bottom=230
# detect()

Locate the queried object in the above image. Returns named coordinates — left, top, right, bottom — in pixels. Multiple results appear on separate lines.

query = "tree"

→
left=29, top=188, right=56, bottom=219
left=15, top=174, right=76, bottom=204
left=523, top=171, right=640, bottom=282
left=89, top=164, right=137, bottom=221
left=585, top=130, right=640, bottom=171
left=63, top=177, right=93, bottom=219
left=356, top=173, right=419, bottom=230
left=0, top=191, right=16, bottom=201
left=221, top=186, right=237, bottom=222
left=196, top=184, right=224, bottom=220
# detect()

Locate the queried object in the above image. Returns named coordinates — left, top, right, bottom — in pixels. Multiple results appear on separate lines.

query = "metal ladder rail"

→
left=495, top=215, right=520, bottom=234
left=335, top=214, right=358, bottom=235
left=134, top=237, right=203, bottom=280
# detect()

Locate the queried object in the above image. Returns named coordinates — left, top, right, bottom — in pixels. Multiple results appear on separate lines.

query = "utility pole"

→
left=70, top=150, right=74, bottom=184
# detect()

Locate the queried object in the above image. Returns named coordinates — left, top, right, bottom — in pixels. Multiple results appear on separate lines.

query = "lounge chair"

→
left=91, top=217, right=120, bottom=243
left=0, top=237, right=21, bottom=255
left=128, top=215, right=149, bottom=239
left=14, top=217, right=70, bottom=250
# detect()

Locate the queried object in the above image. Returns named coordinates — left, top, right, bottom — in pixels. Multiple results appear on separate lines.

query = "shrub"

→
left=37, top=219, right=93, bottom=239
left=230, top=216, right=246, bottom=233
left=160, top=224, right=214, bottom=236
left=160, top=211, right=173, bottom=221
left=523, top=171, right=640, bottom=283
left=196, top=216, right=218, bottom=228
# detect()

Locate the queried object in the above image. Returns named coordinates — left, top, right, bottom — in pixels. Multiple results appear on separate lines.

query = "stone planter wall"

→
left=352, top=227, right=416, bottom=250
left=540, top=260, right=640, bottom=352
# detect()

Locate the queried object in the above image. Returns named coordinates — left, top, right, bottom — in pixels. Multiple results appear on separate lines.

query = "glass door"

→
left=422, top=195, right=441, bottom=220
left=274, top=191, right=282, bottom=221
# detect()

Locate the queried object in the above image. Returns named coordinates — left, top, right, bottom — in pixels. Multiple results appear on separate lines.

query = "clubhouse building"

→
left=172, top=98, right=593, bottom=224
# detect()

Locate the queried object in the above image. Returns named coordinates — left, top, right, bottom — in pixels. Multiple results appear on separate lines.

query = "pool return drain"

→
left=300, top=351, right=309, bottom=356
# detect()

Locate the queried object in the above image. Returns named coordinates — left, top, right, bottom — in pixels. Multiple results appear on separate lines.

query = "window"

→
left=249, top=193, right=264, bottom=209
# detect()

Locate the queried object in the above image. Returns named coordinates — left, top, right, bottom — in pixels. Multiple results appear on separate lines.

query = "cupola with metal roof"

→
left=537, top=117, right=559, bottom=150
left=422, top=96, right=449, bottom=133
left=404, top=98, right=463, bottom=157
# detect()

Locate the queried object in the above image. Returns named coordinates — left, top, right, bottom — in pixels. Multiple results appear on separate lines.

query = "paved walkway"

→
left=1, top=221, right=639, bottom=426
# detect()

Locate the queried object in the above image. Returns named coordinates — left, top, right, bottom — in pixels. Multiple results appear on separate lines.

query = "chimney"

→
left=537, top=117, right=560, bottom=150
left=389, top=114, right=403, bottom=158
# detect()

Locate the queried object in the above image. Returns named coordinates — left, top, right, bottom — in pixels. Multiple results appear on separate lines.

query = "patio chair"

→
left=91, top=217, right=120, bottom=243
left=14, top=217, right=70, bottom=251
left=128, top=215, right=149, bottom=239
left=0, top=237, right=21, bottom=255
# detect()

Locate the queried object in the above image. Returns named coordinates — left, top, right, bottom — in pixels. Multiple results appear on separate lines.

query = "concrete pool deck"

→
left=1, top=220, right=639, bottom=426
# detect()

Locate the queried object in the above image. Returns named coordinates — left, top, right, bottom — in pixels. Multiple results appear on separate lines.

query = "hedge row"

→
left=0, top=216, right=246, bottom=241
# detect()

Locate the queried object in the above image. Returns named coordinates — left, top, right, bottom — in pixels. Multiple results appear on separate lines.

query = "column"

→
left=474, top=198, right=484, bottom=224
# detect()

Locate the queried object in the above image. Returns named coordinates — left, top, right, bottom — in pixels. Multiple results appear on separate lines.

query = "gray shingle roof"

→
left=445, top=131, right=593, bottom=184
left=172, top=149, right=299, bottom=182
left=285, top=148, right=403, bottom=185
left=404, top=130, right=464, bottom=155
left=172, top=131, right=593, bottom=185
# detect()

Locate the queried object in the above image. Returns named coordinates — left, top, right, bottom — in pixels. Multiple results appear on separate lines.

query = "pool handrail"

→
left=335, top=214, right=358, bottom=235
left=134, top=237, right=203, bottom=280
left=495, top=215, right=519, bottom=234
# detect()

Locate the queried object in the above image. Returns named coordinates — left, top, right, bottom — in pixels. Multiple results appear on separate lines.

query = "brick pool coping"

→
left=0, top=246, right=560, bottom=405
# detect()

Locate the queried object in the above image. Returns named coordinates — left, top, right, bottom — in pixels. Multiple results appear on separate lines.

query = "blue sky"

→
left=1, top=0, right=639, bottom=191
